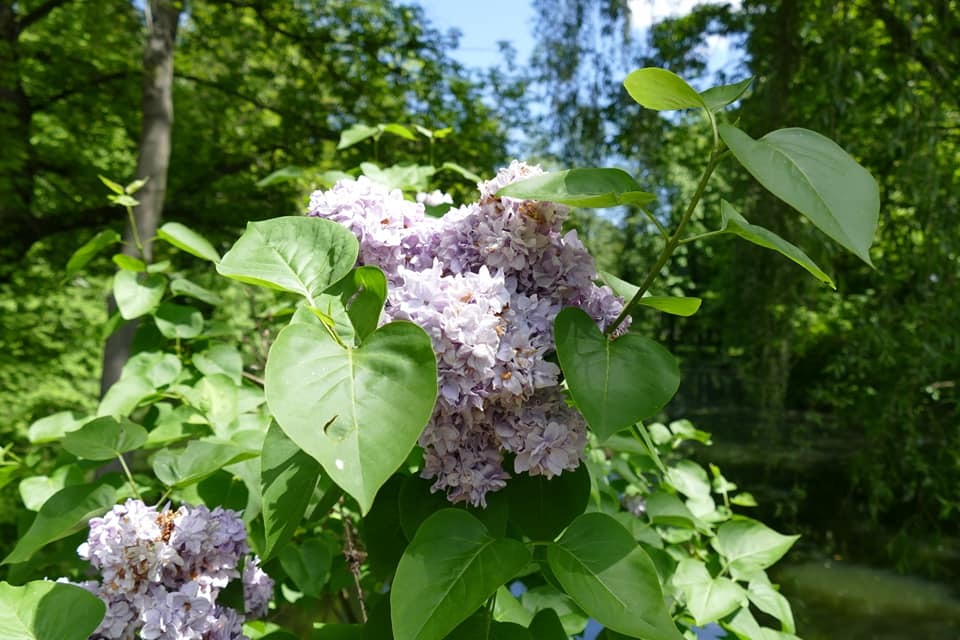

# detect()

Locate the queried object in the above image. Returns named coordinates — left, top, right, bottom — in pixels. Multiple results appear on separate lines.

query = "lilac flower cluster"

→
left=64, top=499, right=273, bottom=640
left=308, top=162, right=625, bottom=507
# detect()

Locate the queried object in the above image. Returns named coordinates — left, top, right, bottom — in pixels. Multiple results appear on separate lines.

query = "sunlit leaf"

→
left=497, top=168, right=655, bottom=208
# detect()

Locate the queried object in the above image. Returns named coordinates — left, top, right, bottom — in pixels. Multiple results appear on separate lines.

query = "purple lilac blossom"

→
left=307, top=160, right=627, bottom=507
left=64, top=499, right=273, bottom=640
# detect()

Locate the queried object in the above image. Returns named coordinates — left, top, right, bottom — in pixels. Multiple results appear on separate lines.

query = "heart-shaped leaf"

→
left=711, top=519, right=799, bottom=580
left=265, top=320, right=437, bottom=513
left=719, top=200, right=835, bottom=288
left=0, top=580, right=106, bottom=640
left=157, top=221, right=221, bottom=262
left=391, top=509, right=530, bottom=640
left=719, top=124, right=879, bottom=265
left=113, top=270, right=166, bottom=319
left=554, top=307, right=680, bottom=441
left=62, top=416, right=148, bottom=461
left=217, top=217, right=359, bottom=303
left=3, top=483, right=116, bottom=565
left=547, top=513, right=682, bottom=640
left=153, top=302, right=204, bottom=339
left=328, top=266, right=387, bottom=341
left=501, top=463, right=590, bottom=541
left=496, top=168, right=655, bottom=208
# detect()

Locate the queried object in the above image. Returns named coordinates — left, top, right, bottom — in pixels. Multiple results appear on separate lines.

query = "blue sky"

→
left=415, top=0, right=743, bottom=76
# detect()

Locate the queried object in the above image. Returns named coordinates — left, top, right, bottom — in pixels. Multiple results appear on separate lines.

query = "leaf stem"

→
left=117, top=453, right=142, bottom=501
left=605, top=149, right=724, bottom=336
left=641, top=207, right=670, bottom=239
left=679, top=229, right=725, bottom=245
left=125, top=204, right=145, bottom=260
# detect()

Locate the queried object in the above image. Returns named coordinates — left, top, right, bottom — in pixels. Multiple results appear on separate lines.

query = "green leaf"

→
left=329, top=266, right=387, bottom=341
left=719, top=200, right=835, bottom=288
left=496, top=168, right=655, bottom=208
left=3, top=483, right=116, bottom=564
left=217, top=217, right=359, bottom=303
left=279, top=536, right=333, bottom=598
left=152, top=439, right=257, bottom=488
left=170, top=278, right=224, bottom=306
left=257, top=165, right=306, bottom=187
left=645, top=491, right=703, bottom=530
left=153, top=302, right=204, bottom=339
left=747, top=577, right=795, bottom=633
left=381, top=123, right=417, bottom=141
left=666, top=460, right=712, bottom=499
left=98, top=352, right=182, bottom=417
left=337, top=123, right=380, bottom=149
left=623, top=67, right=707, bottom=111
left=493, top=586, right=532, bottom=626
left=554, top=307, right=680, bottom=441
left=390, top=509, right=530, bottom=640
left=600, top=271, right=702, bottom=316
left=124, top=177, right=148, bottom=194
left=0, top=580, right=106, bottom=640
left=62, top=416, right=148, bottom=461
left=260, top=422, right=323, bottom=561
left=98, top=175, right=125, bottom=195
left=547, top=513, right=682, bottom=640
left=111, top=253, right=146, bottom=272
left=520, top=587, right=590, bottom=636
left=193, top=344, right=244, bottom=384
left=527, top=608, right=568, bottom=639
left=157, top=222, right=222, bottom=262
left=27, top=411, right=86, bottom=444
left=712, top=519, right=800, bottom=580
left=65, top=229, right=122, bottom=276
left=363, top=475, right=406, bottom=579
left=18, top=465, right=83, bottom=511
left=731, top=492, right=758, bottom=507
left=113, top=270, right=166, bottom=319
left=718, top=124, right=880, bottom=265
left=501, top=463, right=590, bottom=541
left=440, top=162, right=482, bottom=183
left=700, top=77, right=753, bottom=112
left=108, top=193, right=139, bottom=208
left=671, top=559, right=746, bottom=625
left=265, top=320, right=437, bottom=514
left=360, top=163, right=435, bottom=191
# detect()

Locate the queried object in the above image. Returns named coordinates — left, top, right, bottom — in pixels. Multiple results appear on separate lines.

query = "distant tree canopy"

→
left=527, top=0, right=960, bottom=561
left=0, top=0, right=510, bottom=276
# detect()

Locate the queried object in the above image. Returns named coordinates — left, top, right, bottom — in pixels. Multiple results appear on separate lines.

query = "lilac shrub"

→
left=308, top=161, right=625, bottom=507
left=62, top=499, right=273, bottom=640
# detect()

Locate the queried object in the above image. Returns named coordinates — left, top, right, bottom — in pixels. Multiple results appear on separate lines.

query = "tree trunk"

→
left=100, top=0, right=181, bottom=396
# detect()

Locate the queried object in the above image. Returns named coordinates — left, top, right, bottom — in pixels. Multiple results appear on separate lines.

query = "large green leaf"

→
left=260, top=422, right=323, bottom=560
left=501, top=463, right=590, bottom=541
left=623, top=67, right=707, bottom=111
left=62, top=416, right=148, bottom=461
left=26, top=411, right=86, bottom=444
left=719, top=200, right=835, bottom=288
left=3, top=483, right=116, bottom=564
left=711, top=519, right=800, bottom=580
left=157, top=221, right=221, bottom=262
left=671, top=559, right=746, bottom=625
left=527, top=609, right=568, bottom=639
left=718, top=124, right=879, bottom=265
left=337, top=123, right=380, bottom=149
left=98, top=352, right=182, bottom=417
left=547, top=513, right=682, bottom=640
left=496, top=168, right=655, bottom=208
left=65, top=229, right=121, bottom=277
left=217, top=217, right=359, bottom=303
left=0, top=581, right=105, bottom=640
left=390, top=509, right=530, bottom=640
left=265, top=320, right=436, bottom=514
left=113, top=270, right=165, bottom=319
left=554, top=307, right=680, bottom=441
left=152, top=439, right=258, bottom=488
